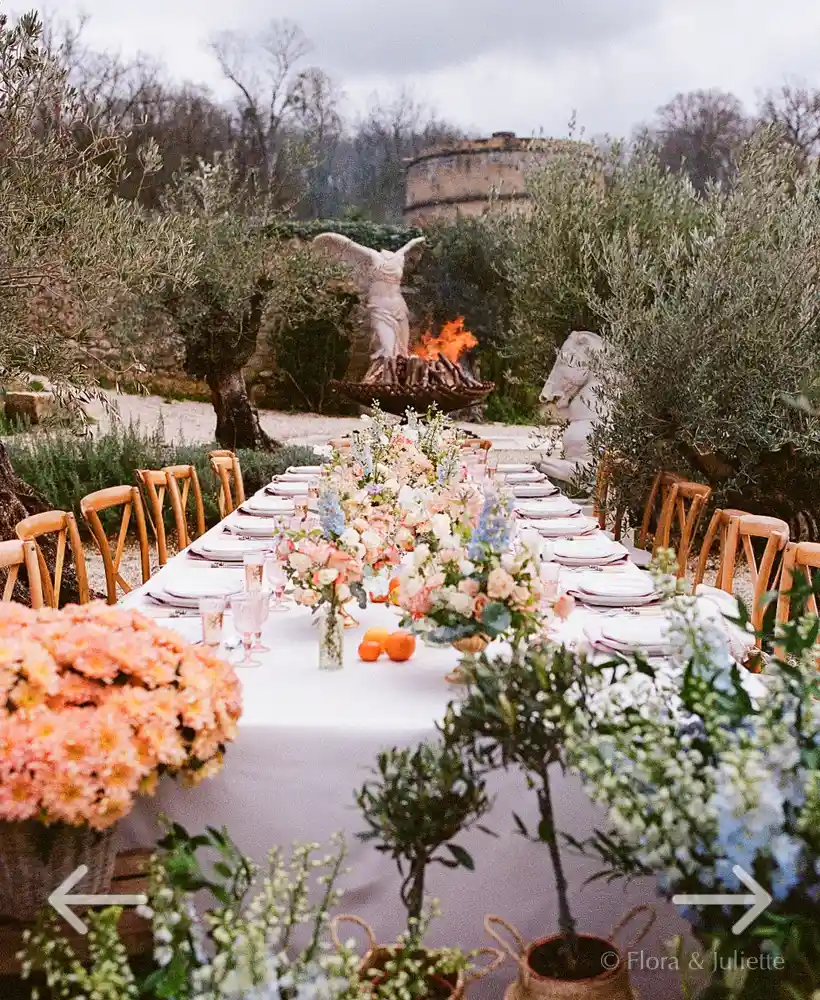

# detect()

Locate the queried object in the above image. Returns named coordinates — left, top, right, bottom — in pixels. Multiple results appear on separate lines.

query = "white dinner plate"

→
left=224, top=515, right=287, bottom=537
left=525, top=517, right=598, bottom=537
left=242, top=495, right=296, bottom=516
left=576, top=572, right=656, bottom=598
left=163, top=570, right=244, bottom=603
left=189, top=534, right=270, bottom=563
left=275, top=472, right=320, bottom=482
left=600, top=615, right=674, bottom=654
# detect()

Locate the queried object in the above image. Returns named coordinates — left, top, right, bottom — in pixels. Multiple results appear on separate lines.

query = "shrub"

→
left=6, top=421, right=319, bottom=530
left=590, top=132, right=820, bottom=535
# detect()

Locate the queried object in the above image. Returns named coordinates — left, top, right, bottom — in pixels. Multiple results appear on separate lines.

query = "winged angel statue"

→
left=312, top=233, right=425, bottom=362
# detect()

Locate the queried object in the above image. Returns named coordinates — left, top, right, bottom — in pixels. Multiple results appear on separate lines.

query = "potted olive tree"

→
left=346, top=739, right=502, bottom=999
left=441, top=639, right=653, bottom=1000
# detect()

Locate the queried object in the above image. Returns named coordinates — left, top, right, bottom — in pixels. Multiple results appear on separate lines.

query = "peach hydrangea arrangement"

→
left=0, top=602, right=242, bottom=830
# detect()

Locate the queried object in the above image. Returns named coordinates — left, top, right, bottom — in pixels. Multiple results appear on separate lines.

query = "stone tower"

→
left=404, top=131, right=595, bottom=225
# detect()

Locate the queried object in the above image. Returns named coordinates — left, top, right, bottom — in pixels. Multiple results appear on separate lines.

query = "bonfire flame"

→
left=412, top=317, right=477, bottom=365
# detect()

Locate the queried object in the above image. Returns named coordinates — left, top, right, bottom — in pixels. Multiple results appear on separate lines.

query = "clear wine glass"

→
left=230, top=593, right=264, bottom=667
left=265, top=555, right=289, bottom=612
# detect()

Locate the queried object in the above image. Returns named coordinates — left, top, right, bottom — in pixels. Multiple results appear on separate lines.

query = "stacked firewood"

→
left=363, top=355, right=486, bottom=390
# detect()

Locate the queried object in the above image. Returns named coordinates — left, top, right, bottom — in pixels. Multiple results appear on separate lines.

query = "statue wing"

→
left=312, top=233, right=378, bottom=294
left=395, top=236, right=426, bottom=271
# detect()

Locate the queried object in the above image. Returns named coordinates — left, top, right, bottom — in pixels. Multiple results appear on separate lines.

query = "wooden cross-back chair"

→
left=208, top=450, right=245, bottom=518
left=776, top=541, right=820, bottom=627
left=593, top=452, right=628, bottom=540
left=138, top=465, right=206, bottom=565
left=15, top=510, right=89, bottom=608
left=80, top=485, right=151, bottom=604
left=694, top=507, right=751, bottom=589
left=636, top=470, right=685, bottom=553
left=721, top=514, right=790, bottom=638
left=653, top=479, right=712, bottom=577
left=0, top=539, right=44, bottom=608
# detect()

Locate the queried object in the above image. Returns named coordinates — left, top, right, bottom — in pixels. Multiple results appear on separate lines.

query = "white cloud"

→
left=35, top=0, right=820, bottom=135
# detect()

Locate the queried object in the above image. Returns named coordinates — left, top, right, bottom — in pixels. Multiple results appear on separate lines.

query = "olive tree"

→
left=0, top=10, right=195, bottom=582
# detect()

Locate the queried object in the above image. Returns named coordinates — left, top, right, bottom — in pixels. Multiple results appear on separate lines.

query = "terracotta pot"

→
left=331, top=914, right=504, bottom=999
left=485, top=909, right=655, bottom=1000
left=0, top=820, right=118, bottom=921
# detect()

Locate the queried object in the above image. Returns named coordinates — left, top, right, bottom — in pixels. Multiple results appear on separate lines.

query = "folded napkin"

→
left=287, top=465, right=323, bottom=475
left=576, top=572, right=656, bottom=598
left=553, top=536, right=629, bottom=566
left=501, top=471, right=545, bottom=484
left=512, top=483, right=559, bottom=498
left=695, top=584, right=742, bottom=620
left=599, top=615, right=674, bottom=655
left=497, top=463, right=535, bottom=473
left=266, top=481, right=310, bottom=496
left=516, top=498, right=580, bottom=519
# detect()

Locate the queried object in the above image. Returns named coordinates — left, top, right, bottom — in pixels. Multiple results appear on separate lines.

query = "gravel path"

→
left=84, top=391, right=541, bottom=453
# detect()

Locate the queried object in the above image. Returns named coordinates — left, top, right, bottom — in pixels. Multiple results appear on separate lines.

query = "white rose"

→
left=458, top=559, right=476, bottom=576
left=501, top=552, right=516, bottom=572
left=317, top=568, right=339, bottom=585
left=362, top=530, right=382, bottom=549
left=412, top=543, right=430, bottom=567
left=383, top=478, right=400, bottom=493
left=431, top=513, right=451, bottom=539
left=340, top=528, right=360, bottom=547
left=402, top=576, right=423, bottom=598
left=289, top=552, right=312, bottom=574
left=447, top=591, right=475, bottom=615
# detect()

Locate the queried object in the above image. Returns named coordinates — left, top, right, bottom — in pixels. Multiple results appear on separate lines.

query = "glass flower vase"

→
left=318, top=604, right=345, bottom=671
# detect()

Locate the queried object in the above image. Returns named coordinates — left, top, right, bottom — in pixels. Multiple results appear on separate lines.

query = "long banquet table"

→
left=120, top=474, right=711, bottom=1000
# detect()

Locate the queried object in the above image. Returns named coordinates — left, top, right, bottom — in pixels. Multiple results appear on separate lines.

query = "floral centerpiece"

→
left=395, top=491, right=544, bottom=651
left=282, top=487, right=368, bottom=669
left=0, top=601, right=241, bottom=919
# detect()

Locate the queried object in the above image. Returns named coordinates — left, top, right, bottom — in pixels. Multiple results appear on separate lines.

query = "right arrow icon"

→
left=672, top=865, right=773, bottom=934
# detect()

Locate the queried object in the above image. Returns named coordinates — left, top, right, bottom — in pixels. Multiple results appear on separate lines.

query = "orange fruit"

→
left=358, top=640, right=382, bottom=662
left=384, top=630, right=416, bottom=662
left=362, top=627, right=391, bottom=651
left=387, top=578, right=401, bottom=604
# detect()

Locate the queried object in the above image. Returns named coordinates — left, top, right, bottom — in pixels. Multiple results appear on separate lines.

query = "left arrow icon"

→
left=48, top=865, right=148, bottom=935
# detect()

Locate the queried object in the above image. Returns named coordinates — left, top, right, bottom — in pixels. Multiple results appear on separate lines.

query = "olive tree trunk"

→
left=205, top=369, right=278, bottom=452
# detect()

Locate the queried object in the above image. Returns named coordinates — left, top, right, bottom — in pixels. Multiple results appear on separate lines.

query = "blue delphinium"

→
left=468, top=490, right=513, bottom=560
left=318, top=488, right=345, bottom=540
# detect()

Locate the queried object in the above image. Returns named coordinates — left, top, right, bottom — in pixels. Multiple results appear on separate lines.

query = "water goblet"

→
left=230, top=593, right=264, bottom=667
left=265, top=555, right=289, bottom=612
left=244, top=551, right=265, bottom=592
left=199, top=595, right=226, bottom=647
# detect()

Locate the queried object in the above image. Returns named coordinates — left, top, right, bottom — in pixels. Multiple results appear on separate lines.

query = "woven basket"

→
left=0, top=821, right=118, bottom=921
left=485, top=909, right=655, bottom=1000
left=331, top=915, right=504, bottom=1000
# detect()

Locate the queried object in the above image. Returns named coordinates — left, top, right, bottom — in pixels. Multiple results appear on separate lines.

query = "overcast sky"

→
left=37, top=0, right=820, bottom=137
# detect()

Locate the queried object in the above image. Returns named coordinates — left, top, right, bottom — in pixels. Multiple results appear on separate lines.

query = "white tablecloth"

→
left=120, top=495, right=698, bottom=1000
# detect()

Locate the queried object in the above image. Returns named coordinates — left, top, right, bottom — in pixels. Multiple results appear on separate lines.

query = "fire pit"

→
left=331, top=318, right=495, bottom=415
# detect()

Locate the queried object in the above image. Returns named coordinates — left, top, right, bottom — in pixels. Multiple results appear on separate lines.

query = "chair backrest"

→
left=694, top=507, right=750, bottom=589
left=138, top=465, right=206, bottom=564
left=776, top=541, right=820, bottom=627
left=165, top=464, right=206, bottom=550
left=654, top=479, right=712, bottom=576
left=208, top=450, right=245, bottom=517
left=0, top=538, right=44, bottom=608
left=721, top=514, right=790, bottom=637
left=137, top=469, right=171, bottom=566
left=636, top=470, right=684, bottom=552
left=80, top=485, right=151, bottom=604
left=15, top=510, right=89, bottom=608
left=593, top=453, right=628, bottom=540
